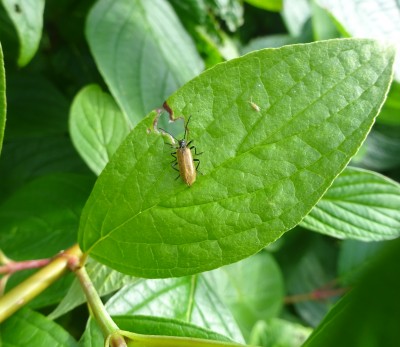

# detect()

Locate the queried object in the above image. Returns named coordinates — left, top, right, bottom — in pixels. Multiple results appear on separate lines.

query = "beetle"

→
left=159, top=116, right=202, bottom=186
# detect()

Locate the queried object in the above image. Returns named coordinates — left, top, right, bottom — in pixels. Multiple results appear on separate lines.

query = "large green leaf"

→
left=69, top=85, right=131, bottom=175
left=1, top=308, right=78, bottom=347
left=79, top=39, right=395, bottom=278
left=204, top=252, right=284, bottom=339
left=86, top=0, right=204, bottom=126
left=0, top=43, right=5, bottom=155
left=1, top=0, right=45, bottom=66
left=302, top=167, right=400, bottom=241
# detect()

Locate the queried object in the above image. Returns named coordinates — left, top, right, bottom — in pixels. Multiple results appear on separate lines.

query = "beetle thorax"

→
left=178, top=139, right=187, bottom=148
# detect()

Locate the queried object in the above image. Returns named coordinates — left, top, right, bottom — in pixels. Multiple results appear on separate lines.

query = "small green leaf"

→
left=302, top=167, right=400, bottom=241
left=1, top=308, right=78, bottom=347
left=0, top=43, right=5, bottom=155
left=249, top=319, right=312, bottom=347
left=103, top=276, right=244, bottom=342
left=79, top=39, right=395, bottom=278
left=204, top=252, right=284, bottom=339
left=245, top=0, right=282, bottom=12
left=1, top=0, right=45, bottom=66
left=316, top=0, right=400, bottom=81
left=48, top=260, right=137, bottom=320
left=69, top=85, right=131, bottom=175
left=86, top=0, right=204, bottom=126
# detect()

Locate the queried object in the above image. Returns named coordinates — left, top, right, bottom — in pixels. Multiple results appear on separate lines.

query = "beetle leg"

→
left=171, top=161, right=179, bottom=172
left=190, top=146, right=203, bottom=156
left=193, top=158, right=201, bottom=170
left=171, top=152, right=177, bottom=160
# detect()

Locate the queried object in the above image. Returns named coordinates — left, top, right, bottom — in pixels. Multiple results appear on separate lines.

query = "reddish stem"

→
left=0, top=258, right=52, bottom=275
left=284, top=287, right=349, bottom=304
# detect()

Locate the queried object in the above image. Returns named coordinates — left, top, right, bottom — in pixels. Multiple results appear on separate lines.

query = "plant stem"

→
left=74, top=264, right=120, bottom=340
left=0, top=244, right=82, bottom=323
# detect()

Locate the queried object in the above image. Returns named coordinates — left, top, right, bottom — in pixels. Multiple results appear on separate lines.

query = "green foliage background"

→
left=0, top=0, right=400, bottom=346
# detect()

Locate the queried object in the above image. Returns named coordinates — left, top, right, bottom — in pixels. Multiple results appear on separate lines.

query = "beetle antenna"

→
left=184, top=115, right=192, bottom=140
left=159, top=128, right=179, bottom=142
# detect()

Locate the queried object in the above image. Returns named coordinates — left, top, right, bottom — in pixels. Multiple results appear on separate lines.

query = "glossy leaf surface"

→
left=79, top=39, right=395, bottom=278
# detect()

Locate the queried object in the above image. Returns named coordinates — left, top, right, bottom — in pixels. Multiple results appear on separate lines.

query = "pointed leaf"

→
left=69, top=85, right=131, bottom=175
left=86, top=0, right=204, bottom=125
left=79, top=39, right=395, bottom=278
left=302, top=167, right=400, bottom=241
left=1, top=0, right=45, bottom=66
